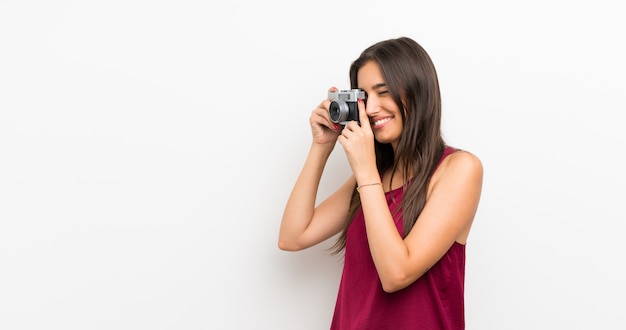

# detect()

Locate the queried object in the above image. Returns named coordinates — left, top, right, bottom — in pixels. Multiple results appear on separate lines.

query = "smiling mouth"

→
left=372, top=117, right=392, bottom=128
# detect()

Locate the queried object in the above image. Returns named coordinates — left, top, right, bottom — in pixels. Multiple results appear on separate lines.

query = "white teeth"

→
left=374, top=118, right=391, bottom=126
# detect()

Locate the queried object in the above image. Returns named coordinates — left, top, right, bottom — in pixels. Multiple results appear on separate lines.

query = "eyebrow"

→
left=360, top=83, right=387, bottom=90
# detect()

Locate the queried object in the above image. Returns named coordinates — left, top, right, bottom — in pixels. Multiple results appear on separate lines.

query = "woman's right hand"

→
left=310, top=87, right=341, bottom=145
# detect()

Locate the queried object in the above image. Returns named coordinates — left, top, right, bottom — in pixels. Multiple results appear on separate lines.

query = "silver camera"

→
left=328, top=89, right=366, bottom=125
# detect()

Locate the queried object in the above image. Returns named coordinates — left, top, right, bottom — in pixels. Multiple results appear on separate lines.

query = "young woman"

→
left=278, top=37, right=483, bottom=330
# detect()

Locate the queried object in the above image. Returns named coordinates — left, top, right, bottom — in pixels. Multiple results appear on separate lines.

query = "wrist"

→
left=309, top=142, right=335, bottom=159
left=355, top=169, right=380, bottom=187
left=356, top=182, right=382, bottom=193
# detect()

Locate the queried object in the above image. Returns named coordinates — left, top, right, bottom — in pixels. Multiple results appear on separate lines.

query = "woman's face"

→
left=357, top=60, right=403, bottom=149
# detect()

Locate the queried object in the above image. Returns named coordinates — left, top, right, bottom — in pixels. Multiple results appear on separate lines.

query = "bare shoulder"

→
left=432, top=149, right=483, bottom=189
left=426, top=149, right=483, bottom=243
left=446, top=149, right=482, bottom=173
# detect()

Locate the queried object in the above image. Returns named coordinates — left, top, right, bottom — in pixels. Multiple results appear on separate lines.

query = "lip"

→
left=371, top=116, right=392, bottom=129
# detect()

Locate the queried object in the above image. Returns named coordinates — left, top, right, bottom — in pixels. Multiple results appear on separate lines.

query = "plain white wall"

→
left=1, top=1, right=625, bottom=329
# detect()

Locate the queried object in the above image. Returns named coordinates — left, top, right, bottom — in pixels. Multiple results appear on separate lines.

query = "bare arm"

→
left=278, top=144, right=355, bottom=251
left=337, top=100, right=483, bottom=292
left=278, top=88, right=356, bottom=251
left=360, top=151, right=483, bottom=292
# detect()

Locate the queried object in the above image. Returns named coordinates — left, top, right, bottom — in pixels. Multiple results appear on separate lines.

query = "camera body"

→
left=328, top=89, right=366, bottom=125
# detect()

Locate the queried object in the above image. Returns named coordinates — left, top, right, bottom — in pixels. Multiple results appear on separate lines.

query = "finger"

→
left=344, top=121, right=358, bottom=132
left=318, top=98, right=342, bottom=131
left=357, top=98, right=371, bottom=131
left=337, top=134, right=347, bottom=147
left=342, top=125, right=355, bottom=139
left=313, top=107, right=341, bottom=132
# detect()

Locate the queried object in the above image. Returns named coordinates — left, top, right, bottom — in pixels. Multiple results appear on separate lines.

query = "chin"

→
left=374, top=135, right=395, bottom=145
left=375, top=130, right=401, bottom=144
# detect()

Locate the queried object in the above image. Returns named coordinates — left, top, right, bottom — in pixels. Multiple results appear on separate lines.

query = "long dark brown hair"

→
left=331, top=37, right=445, bottom=253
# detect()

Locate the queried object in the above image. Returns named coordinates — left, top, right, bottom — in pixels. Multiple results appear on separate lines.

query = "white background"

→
left=1, top=1, right=625, bottom=329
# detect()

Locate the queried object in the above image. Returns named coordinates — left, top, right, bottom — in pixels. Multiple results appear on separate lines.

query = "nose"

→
left=364, top=96, right=379, bottom=117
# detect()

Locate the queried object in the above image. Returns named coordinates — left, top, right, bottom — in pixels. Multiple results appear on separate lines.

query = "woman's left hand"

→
left=337, top=99, right=378, bottom=182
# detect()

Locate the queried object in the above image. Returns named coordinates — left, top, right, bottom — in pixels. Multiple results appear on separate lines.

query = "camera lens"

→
left=329, top=100, right=348, bottom=123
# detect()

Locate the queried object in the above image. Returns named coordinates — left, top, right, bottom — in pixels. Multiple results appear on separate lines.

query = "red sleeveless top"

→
left=330, top=147, right=465, bottom=330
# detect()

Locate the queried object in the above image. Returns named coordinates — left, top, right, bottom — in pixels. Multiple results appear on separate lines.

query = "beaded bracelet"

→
left=356, top=182, right=382, bottom=193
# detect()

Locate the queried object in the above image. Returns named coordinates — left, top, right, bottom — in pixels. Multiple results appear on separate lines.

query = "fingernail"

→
left=358, top=99, right=364, bottom=104
left=333, top=124, right=339, bottom=130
